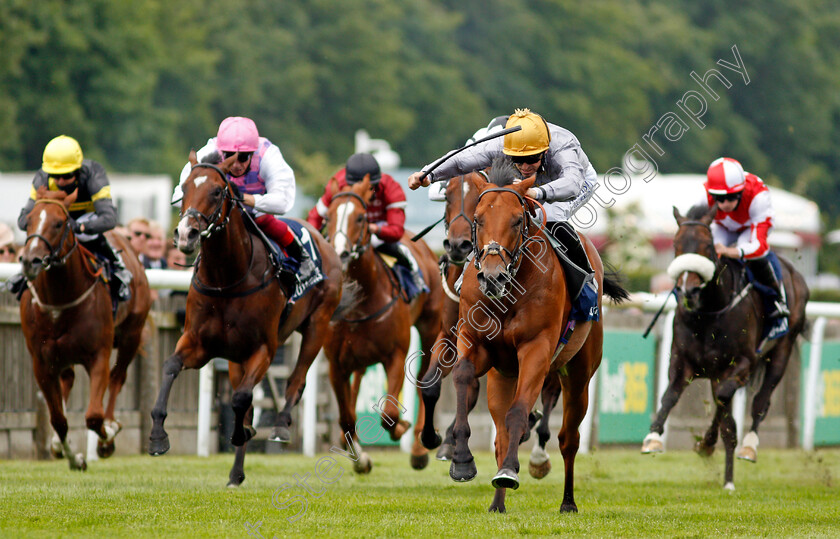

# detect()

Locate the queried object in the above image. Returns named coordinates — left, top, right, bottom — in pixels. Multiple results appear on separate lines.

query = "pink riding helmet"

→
left=216, top=117, right=260, bottom=152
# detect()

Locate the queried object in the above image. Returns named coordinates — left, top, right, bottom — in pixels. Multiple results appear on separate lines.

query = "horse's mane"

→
left=486, top=157, right=519, bottom=187
left=686, top=204, right=710, bottom=220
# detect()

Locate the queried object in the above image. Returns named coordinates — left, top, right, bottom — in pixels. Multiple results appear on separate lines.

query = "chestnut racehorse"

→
left=19, top=188, right=151, bottom=470
left=323, top=175, right=442, bottom=472
left=641, top=204, right=809, bottom=490
left=448, top=159, right=628, bottom=513
left=149, top=152, right=342, bottom=487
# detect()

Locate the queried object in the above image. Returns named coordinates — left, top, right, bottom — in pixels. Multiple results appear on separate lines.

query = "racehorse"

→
left=148, top=151, right=342, bottom=487
left=19, top=188, right=151, bottom=470
left=419, top=171, right=545, bottom=465
left=323, top=174, right=442, bottom=472
left=641, top=204, right=809, bottom=490
left=447, top=159, right=628, bottom=513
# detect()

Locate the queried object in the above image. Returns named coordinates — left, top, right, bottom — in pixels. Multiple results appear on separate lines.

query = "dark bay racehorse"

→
left=448, top=161, right=628, bottom=513
left=149, top=152, right=342, bottom=487
left=641, top=204, right=808, bottom=490
left=19, top=188, right=151, bottom=470
left=323, top=175, right=442, bottom=472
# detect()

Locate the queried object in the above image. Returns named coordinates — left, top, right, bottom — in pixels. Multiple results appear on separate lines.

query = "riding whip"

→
left=419, top=125, right=522, bottom=183
left=642, top=286, right=677, bottom=339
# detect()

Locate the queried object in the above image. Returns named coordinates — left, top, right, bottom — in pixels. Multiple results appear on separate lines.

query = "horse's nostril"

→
left=187, top=228, right=198, bottom=240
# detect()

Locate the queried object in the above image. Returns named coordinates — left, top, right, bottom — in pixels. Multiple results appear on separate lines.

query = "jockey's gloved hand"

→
left=69, top=218, right=82, bottom=234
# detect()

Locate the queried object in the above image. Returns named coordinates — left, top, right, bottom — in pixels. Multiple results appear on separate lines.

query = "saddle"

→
left=375, top=250, right=426, bottom=302
left=543, top=222, right=599, bottom=322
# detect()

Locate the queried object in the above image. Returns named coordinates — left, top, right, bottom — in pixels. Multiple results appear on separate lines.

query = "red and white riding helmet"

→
left=705, top=157, right=746, bottom=195
left=216, top=117, right=259, bottom=152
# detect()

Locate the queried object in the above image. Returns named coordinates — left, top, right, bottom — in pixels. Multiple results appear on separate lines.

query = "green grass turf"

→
left=0, top=448, right=838, bottom=538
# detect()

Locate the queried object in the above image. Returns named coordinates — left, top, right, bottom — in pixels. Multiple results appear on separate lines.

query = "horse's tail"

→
left=602, top=264, right=631, bottom=304
left=331, top=278, right=364, bottom=321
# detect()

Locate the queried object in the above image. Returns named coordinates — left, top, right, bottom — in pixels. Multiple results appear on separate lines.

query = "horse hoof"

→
left=390, top=419, right=411, bottom=441
left=723, top=482, right=736, bottom=491
left=436, top=443, right=454, bottom=461
left=491, top=468, right=520, bottom=490
left=488, top=503, right=506, bottom=513
left=641, top=432, right=664, bottom=454
left=410, top=453, right=429, bottom=470
left=50, top=445, right=64, bottom=460
left=227, top=474, right=245, bottom=488
left=70, top=453, right=87, bottom=472
left=353, top=453, right=372, bottom=474
left=737, top=446, right=757, bottom=462
left=449, top=459, right=477, bottom=482
left=421, top=430, right=442, bottom=450
left=97, top=440, right=116, bottom=459
left=529, top=458, right=551, bottom=479
left=269, top=426, right=292, bottom=443
left=694, top=440, right=715, bottom=457
left=559, top=502, right=579, bottom=513
left=148, top=435, right=170, bottom=456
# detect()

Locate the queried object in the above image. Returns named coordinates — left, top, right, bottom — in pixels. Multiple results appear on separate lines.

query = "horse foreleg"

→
left=149, top=349, right=187, bottom=456
left=643, top=354, right=694, bottom=454
left=38, top=368, right=86, bottom=471
left=714, top=376, right=743, bottom=490
left=381, top=347, right=412, bottom=442
left=83, top=349, right=110, bottom=444
left=487, top=369, right=516, bottom=513
left=492, top=339, right=551, bottom=491
left=274, top=321, right=323, bottom=443
left=227, top=365, right=253, bottom=488
left=449, top=344, right=489, bottom=483
left=328, top=363, right=371, bottom=474
left=530, top=371, right=562, bottom=479
left=230, top=347, right=271, bottom=447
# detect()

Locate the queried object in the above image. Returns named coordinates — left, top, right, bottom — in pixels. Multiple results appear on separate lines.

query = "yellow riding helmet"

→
left=42, top=135, right=84, bottom=175
left=503, top=108, right=551, bottom=156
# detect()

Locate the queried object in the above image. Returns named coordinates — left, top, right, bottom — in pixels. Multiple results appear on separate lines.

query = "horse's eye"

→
left=54, top=221, right=62, bottom=229
left=356, top=215, right=364, bottom=223
left=212, top=187, right=223, bottom=197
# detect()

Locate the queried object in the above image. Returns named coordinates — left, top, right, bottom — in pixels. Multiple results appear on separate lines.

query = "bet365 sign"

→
left=598, top=330, right=655, bottom=444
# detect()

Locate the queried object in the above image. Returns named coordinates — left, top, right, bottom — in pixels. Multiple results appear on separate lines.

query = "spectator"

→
left=0, top=223, right=17, bottom=263
left=166, top=244, right=189, bottom=270
left=143, top=221, right=168, bottom=270
left=127, top=217, right=151, bottom=259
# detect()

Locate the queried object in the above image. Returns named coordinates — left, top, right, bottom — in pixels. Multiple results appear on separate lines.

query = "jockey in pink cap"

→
left=173, top=117, right=316, bottom=292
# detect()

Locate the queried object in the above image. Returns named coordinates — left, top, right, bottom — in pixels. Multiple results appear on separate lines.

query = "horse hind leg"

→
left=272, top=321, right=325, bottom=443
left=740, top=342, right=793, bottom=463
left=97, top=337, right=140, bottom=458
left=530, top=371, right=561, bottom=480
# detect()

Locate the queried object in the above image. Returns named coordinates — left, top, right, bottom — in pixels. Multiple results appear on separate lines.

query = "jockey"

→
left=308, top=152, right=428, bottom=294
left=409, top=108, right=598, bottom=301
left=7, top=135, right=131, bottom=305
left=173, top=117, right=316, bottom=292
left=704, top=157, right=789, bottom=320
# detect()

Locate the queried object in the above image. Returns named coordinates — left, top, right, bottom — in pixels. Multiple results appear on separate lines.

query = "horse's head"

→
left=443, top=172, right=482, bottom=265
left=20, top=187, right=78, bottom=280
left=668, top=204, right=718, bottom=307
left=471, top=159, right=538, bottom=298
left=175, top=150, right=239, bottom=254
left=325, top=174, right=374, bottom=269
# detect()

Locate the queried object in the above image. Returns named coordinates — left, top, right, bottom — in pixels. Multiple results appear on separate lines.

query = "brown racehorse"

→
left=641, top=204, right=809, bottom=490
left=420, top=172, right=556, bottom=468
left=148, top=152, right=342, bottom=487
left=447, top=159, right=628, bottom=513
left=19, top=188, right=151, bottom=470
left=323, top=175, right=442, bottom=472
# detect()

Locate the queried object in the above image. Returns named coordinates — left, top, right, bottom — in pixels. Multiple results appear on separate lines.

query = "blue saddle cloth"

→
left=569, top=280, right=600, bottom=322
left=743, top=252, right=788, bottom=343
left=268, top=219, right=324, bottom=302
left=389, top=262, right=428, bottom=302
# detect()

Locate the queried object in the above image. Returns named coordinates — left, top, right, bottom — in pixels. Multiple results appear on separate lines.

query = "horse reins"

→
left=23, top=199, right=79, bottom=270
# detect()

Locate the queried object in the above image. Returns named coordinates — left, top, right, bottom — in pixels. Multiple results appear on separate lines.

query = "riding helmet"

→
left=345, top=153, right=381, bottom=184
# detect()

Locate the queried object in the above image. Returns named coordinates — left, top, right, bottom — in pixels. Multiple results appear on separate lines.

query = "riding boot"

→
left=83, top=236, right=131, bottom=303
left=5, top=273, right=27, bottom=300
left=378, top=242, right=429, bottom=294
left=748, top=257, right=789, bottom=318
left=546, top=221, right=595, bottom=301
left=280, top=232, right=317, bottom=294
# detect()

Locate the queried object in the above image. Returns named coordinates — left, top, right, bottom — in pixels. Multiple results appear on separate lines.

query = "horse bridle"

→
left=330, top=191, right=371, bottom=260
left=23, top=199, right=79, bottom=270
left=471, top=187, right=535, bottom=277
left=181, top=163, right=239, bottom=239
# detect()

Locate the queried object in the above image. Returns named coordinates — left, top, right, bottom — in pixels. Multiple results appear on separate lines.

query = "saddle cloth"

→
left=274, top=219, right=324, bottom=302
left=377, top=251, right=427, bottom=302
left=743, top=252, right=788, bottom=343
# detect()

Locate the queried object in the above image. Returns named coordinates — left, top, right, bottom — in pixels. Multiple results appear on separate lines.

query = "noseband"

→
left=330, top=191, right=371, bottom=260
left=181, top=163, right=238, bottom=239
left=24, top=199, right=78, bottom=270
left=472, top=187, right=533, bottom=276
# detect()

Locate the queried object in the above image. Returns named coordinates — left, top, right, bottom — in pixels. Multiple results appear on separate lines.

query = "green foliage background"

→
left=1, top=0, right=839, bottom=210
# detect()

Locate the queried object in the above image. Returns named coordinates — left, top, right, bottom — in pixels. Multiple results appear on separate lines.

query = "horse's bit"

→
left=471, top=186, right=537, bottom=278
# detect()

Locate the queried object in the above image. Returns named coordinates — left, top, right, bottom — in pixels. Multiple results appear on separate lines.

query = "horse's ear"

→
left=356, top=174, right=374, bottom=204
left=471, top=171, right=491, bottom=193
left=64, top=188, right=78, bottom=208
left=703, top=203, right=718, bottom=224
left=220, top=152, right=237, bottom=174
left=327, top=176, right=340, bottom=197
left=189, top=149, right=198, bottom=166
left=673, top=206, right=684, bottom=224
left=36, top=186, right=50, bottom=200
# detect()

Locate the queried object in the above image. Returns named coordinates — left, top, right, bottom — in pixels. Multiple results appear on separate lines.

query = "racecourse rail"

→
left=1, top=263, right=835, bottom=455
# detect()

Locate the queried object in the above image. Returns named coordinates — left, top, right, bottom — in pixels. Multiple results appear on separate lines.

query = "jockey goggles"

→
left=50, top=171, right=77, bottom=180
left=223, top=151, right=253, bottom=163
left=510, top=152, right=543, bottom=165
left=712, top=192, right=742, bottom=203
